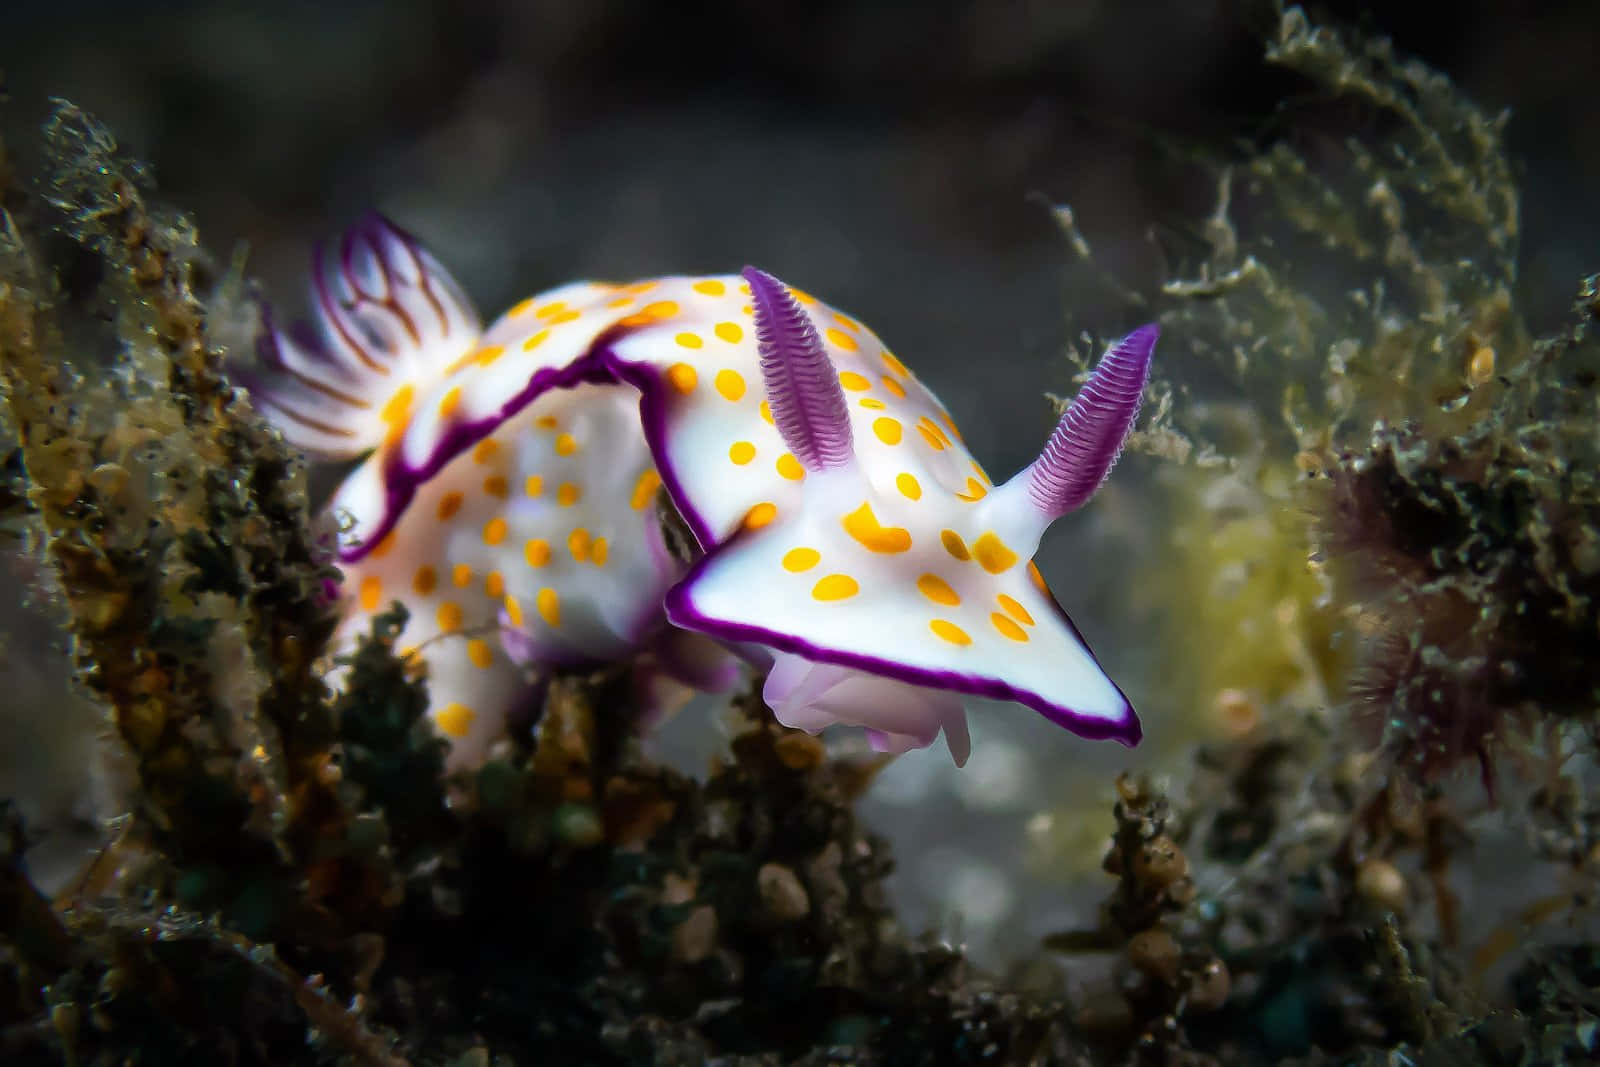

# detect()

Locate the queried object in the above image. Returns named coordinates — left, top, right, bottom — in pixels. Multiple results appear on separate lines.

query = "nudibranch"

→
left=246, top=215, right=1157, bottom=769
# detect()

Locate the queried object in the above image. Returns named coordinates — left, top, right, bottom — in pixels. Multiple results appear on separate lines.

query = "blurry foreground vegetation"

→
left=1, top=5, right=1598, bottom=1065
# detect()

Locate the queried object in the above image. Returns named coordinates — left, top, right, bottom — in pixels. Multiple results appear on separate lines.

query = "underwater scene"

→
left=1, top=1, right=1598, bottom=1063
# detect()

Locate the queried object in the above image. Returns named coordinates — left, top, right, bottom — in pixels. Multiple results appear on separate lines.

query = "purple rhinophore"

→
left=742, top=266, right=854, bottom=472
left=1026, top=323, right=1158, bottom=518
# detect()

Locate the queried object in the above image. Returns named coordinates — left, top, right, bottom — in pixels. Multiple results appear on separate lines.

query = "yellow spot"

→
left=693, top=279, right=727, bottom=296
left=783, top=547, right=820, bottom=572
left=955, top=477, right=987, bottom=501
left=834, top=312, right=861, bottom=332
left=792, top=288, right=817, bottom=306
left=437, top=601, right=463, bottom=632
left=941, top=529, right=970, bottom=561
left=1468, top=345, right=1496, bottom=387
left=525, top=539, right=551, bottom=567
left=882, top=351, right=911, bottom=377
left=483, top=474, right=510, bottom=498
left=509, top=296, right=538, bottom=317
left=452, top=563, right=472, bottom=587
left=729, top=441, right=757, bottom=465
left=437, top=492, right=464, bottom=521
left=359, top=575, right=383, bottom=613
left=641, top=300, right=680, bottom=320
left=473, top=438, right=500, bottom=463
left=483, top=517, right=509, bottom=545
left=412, top=566, right=437, bottom=596
left=555, top=432, right=578, bottom=456
left=881, top=375, right=907, bottom=399
left=535, top=415, right=558, bottom=429
left=467, top=639, right=494, bottom=668
left=525, top=475, right=544, bottom=497
left=812, top=574, right=860, bottom=601
left=917, top=419, right=948, bottom=451
left=838, top=371, right=871, bottom=391
left=675, top=332, right=704, bottom=349
left=970, top=461, right=991, bottom=485
left=826, top=327, right=859, bottom=352
left=537, top=587, right=561, bottom=627
left=842, top=501, right=912, bottom=554
left=872, top=417, right=902, bottom=445
left=592, top=537, right=609, bottom=566
left=715, top=368, right=746, bottom=401
left=859, top=397, right=887, bottom=410
left=917, top=573, right=960, bottom=606
left=557, top=482, right=581, bottom=507
left=568, top=527, right=592, bottom=562
left=666, top=362, right=698, bottom=393
left=971, top=532, right=1018, bottom=574
left=714, top=321, right=743, bottom=343
left=743, top=502, right=778, bottom=529
left=940, top=411, right=964, bottom=442
left=435, top=703, right=477, bottom=739
left=535, top=300, right=569, bottom=319
left=631, top=470, right=662, bottom=510
left=759, top=400, right=774, bottom=424
left=776, top=453, right=805, bottom=481
left=522, top=329, right=551, bottom=352
left=930, top=619, right=972, bottom=646
left=997, top=594, right=1035, bottom=626
left=380, top=384, right=414, bottom=427
left=505, top=595, right=524, bottom=628
left=991, top=613, right=1029, bottom=642
left=438, top=386, right=464, bottom=419
left=896, top=472, right=922, bottom=500
left=547, top=309, right=580, bottom=325
left=485, top=571, right=505, bottom=599
left=1028, top=560, right=1051, bottom=595
left=368, top=532, right=396, bottom=559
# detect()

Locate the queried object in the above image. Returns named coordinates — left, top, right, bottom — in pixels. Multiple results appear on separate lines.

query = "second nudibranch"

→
left=246, top=215, right=1157, bottom=769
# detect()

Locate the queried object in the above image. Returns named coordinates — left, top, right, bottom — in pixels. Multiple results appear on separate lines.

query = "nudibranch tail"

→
left=743, top=266, right=854, bottom=473
left=1024, top=324, right=1157, bottom=518
left=246, top=213, right=483, bottom=458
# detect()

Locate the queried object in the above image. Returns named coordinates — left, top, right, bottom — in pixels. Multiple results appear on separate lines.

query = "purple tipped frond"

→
left=1026, top=324, right=1157, bottom=518
left=743, top=266, right=854, bottom=472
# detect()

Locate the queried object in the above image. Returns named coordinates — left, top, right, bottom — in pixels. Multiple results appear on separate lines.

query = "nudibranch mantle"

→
left=247, top=215, right=1156, bottom=768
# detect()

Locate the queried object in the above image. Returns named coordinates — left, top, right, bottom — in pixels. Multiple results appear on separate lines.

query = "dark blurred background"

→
left=3, top=0, right=1597, bottom=962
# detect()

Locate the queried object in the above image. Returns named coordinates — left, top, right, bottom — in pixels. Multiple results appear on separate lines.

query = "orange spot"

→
left=714, top=321, right=743, bottom=343
left=359, top=575, right=383, bottom=613
left=537, top=587, right=561, bottom=627
left=483, top=474, right=510, bottom=498
left=872, top=417, right=902, bottom=445
left=812, top=574, right=859, bottom=601
left=524, top=475, right=544, bottom=497
left=859, top=397, right=887, bottom=410
left=776, top=453, right=805, bottom=481
left=640, top=300, right=680, bottom=320
left=783, top=547, right=820, bottom=572
left=1027, top=560, right=1051, bottom=594
left=547, top=309, right=580, bottom=325
left=468, top=639, right=494, bottom=668
left=412, top=566, right=437, bottom=596
left=631, top=470, right=661, bottom=510
left=792, top=288, right=817, bottom=306
left=896, top=472, right=922, bottom=500
left=666, top=363, right=698, bottom=393
left=568, top=527, right=592, bottom=562
left=435, top=703, right=476, bottom=738
left=452, top=563, right=472, bottom=587
left=991, top=613, right=1029, bottom=642
left=592, top=537, right=609, bottom=566
left=842, top=501, right=912, bottom=554
left=508, top=296, right=538, bottom=317
left=834, top=312, right=861, bottom=332
left=525, top=539, right=551, bottom=567
left=838, top=371, right=871, bottom=391
left=437, top=492, right=464, bottom=522
left=881, top=375, right=907, bottom=399
left=473, top=438, right=500, bottom=463
left=917, top=574, right=960, bottom=606
left=522, top=329, right=551, bottom=351
left=693, top=279, right=727, bottom=296
left=715, top=368, right=746, bottom=401
left=759, top=400, right=774, bottom=424
left=940, top=411, right=964, bottom=442
left=729, top=441, right=756, bottom=465
left=505, top=595, right=524, bottom=628
left=380, top=385, right=414, bottom=427
left=535, top=300, right=569, bottom=320
left=930, top=619, right=972, bottom=646
left=483, top=517, right=509, bottom=545
left=557, top=482, right=581, bottom=507
left=941, top=529, right=970, bottom=561
left=971, top=532, right=1018, bottom=573
left=484, top=571, right=505, bottom=599
left=438, top=386, right=464, bottom=419
left=555, top=432, right=578, bottom=456
left=368, top=532, right=396, bottom=559
left=956, top=477, right=987, bottom=501
left=997, top=594, right=1035, bottom=626
left=743, top=502, right=778, bottom=529
left=535, top=415, right=558, bottom=429
left=676, top=332, right=705, bottom=351
left=882, top=351, right=911, bottom=377
left=826, top=327, right=859, bottom=352
left=970, top=461, right=991, bottom=485
left=474, top=344, right=506, bottom=368
left=437, top=601, right=463, bottom=632
left=917, top=421, right=947, bottom=451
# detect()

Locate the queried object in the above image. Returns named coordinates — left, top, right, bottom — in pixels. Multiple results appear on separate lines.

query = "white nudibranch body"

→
left=247, top=215, right=1155, bottom=769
